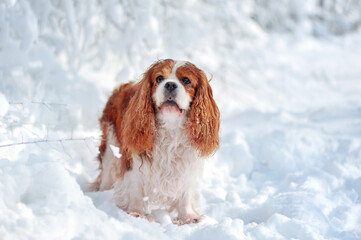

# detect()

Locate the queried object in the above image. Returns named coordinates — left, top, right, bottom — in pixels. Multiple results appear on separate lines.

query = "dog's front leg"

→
left=175, top=191, right=201, bottom=225
left=114, top=167, right=146, bottom=215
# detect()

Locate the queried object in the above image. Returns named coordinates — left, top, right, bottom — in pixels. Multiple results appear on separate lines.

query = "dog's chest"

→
left=139, top=126, right=202, bottom=203
left=153, top=126, right=192, bottom=163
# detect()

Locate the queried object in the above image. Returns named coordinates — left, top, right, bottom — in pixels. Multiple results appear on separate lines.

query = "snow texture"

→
left=1, top=0, right=361, bottom=239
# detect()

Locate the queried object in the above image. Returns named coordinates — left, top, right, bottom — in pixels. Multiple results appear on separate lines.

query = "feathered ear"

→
left=122, top=70, right=155, bottom=154
left=186, top=70, right=220, bottom=157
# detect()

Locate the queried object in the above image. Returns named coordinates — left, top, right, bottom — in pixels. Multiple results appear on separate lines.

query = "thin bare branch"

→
left=0, top=137, right=97, bottom=148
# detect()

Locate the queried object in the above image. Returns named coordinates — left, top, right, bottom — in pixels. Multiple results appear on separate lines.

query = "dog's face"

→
left=148, top=60, right=199, bottom=119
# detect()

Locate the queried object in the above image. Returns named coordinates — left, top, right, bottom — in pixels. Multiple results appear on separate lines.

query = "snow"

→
left=109, top=144, right=122, bottom=159
left=0, top=92, right=9, bottom=118
left=1, top=0, right=361, bottom=239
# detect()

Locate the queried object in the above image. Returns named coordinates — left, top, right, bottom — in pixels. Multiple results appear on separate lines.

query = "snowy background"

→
left=1, top=0, right=361, bottom=239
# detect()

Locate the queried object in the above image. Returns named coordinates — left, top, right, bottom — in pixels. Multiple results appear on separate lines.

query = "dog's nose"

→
left=165, top=81, right=178, bottom=92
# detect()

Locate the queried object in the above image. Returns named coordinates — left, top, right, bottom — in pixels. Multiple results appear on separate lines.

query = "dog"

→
left=92, top=59, right=220, bottom=224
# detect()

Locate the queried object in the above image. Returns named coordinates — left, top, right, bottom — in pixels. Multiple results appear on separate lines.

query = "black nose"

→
left=165, top=81, right=178, bottom=92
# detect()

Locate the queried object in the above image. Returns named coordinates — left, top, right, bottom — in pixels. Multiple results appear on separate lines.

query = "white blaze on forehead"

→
left=169, top=60, right=188, bottom=79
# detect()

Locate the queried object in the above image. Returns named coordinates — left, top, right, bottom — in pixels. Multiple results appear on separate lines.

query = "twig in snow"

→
left=0, top=137, right=98, bottom=148
left=9, top=101, right=68, bottom=110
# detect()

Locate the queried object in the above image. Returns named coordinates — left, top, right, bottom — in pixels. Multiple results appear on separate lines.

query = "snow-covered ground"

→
left=1, top=1, right=361, bottom=239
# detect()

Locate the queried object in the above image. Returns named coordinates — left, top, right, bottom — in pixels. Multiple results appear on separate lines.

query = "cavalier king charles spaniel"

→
left=92, top=59, right=220, bottom=224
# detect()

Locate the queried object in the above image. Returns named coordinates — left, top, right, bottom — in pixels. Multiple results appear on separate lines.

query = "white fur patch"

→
left=99, top=126, right=119, bottom=190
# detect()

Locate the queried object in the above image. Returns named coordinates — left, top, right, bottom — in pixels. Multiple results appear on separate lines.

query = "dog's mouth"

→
left=158, top=98, right=185, bottom=114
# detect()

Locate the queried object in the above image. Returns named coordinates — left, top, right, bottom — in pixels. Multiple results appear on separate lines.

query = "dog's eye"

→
left=156, top=75, right=164, bottom=83
left=181, top=77, right=191, bottom=85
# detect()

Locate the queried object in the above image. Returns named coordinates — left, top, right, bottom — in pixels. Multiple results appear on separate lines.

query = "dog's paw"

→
left=127, top=211, right=154, bottom=222
left=174, top=213, right=202, bottom=225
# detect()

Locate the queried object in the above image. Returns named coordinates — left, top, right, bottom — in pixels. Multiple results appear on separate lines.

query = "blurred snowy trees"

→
left=252, top=0, right=361, bottom=35
left=1, top=0, right=360, bottom=143
left=1, top=0, right=359, bottom=74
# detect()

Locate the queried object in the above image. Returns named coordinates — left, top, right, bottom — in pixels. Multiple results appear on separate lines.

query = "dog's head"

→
left=123, top=59, right=220, bottom=157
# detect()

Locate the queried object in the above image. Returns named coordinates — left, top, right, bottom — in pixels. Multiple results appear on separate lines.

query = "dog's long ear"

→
left=186, top=70, right=220, bottom=157
left=122, top=68, right=155, bottom=154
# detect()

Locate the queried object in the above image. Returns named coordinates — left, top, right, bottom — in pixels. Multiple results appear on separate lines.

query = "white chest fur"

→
left=113, top=113, right=204, bottom=214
